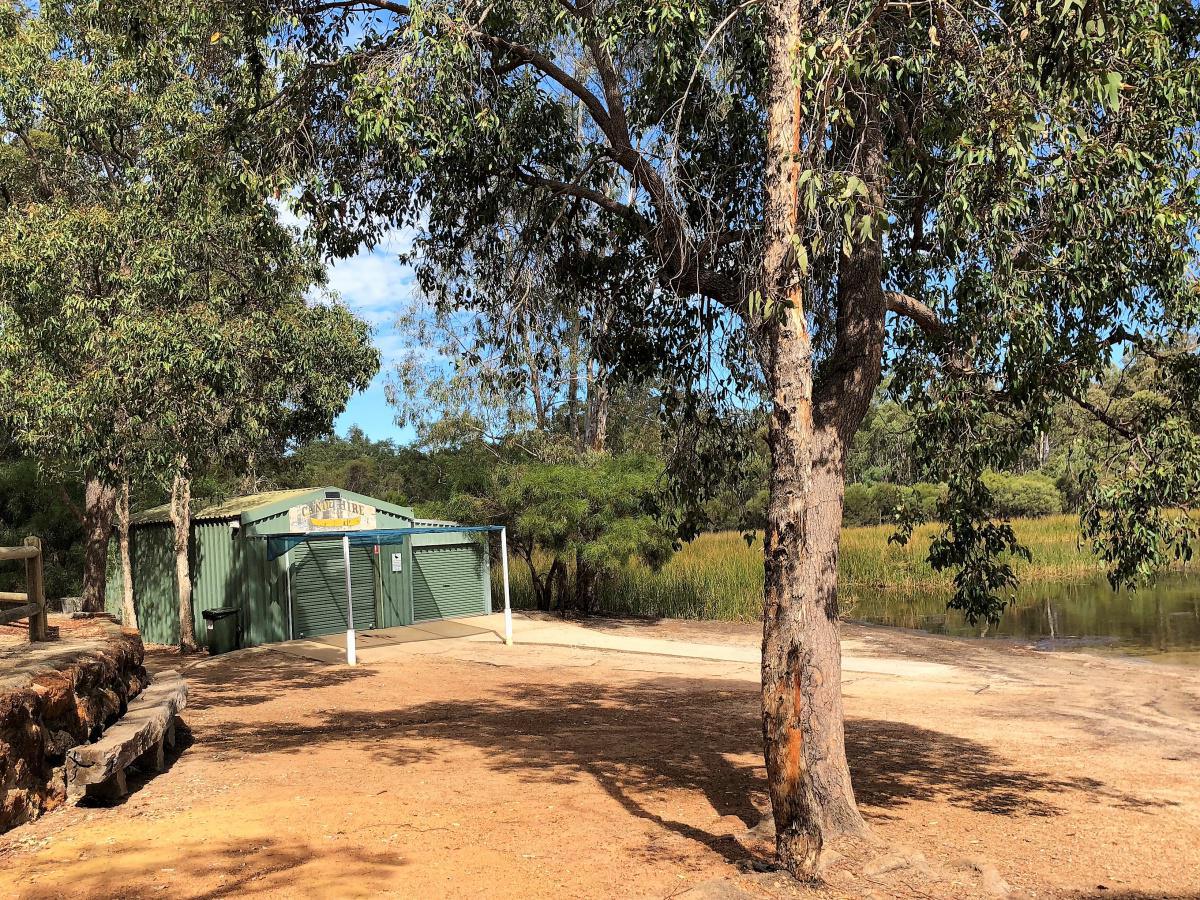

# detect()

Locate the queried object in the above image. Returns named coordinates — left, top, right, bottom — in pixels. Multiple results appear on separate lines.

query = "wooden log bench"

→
left=65, top=669, right=188, bottom=804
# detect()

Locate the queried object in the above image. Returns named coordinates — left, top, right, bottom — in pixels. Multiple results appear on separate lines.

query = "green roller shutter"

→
left=413, top=545, right=487, bottom=621
left=291, top=541, right=377, bottom=638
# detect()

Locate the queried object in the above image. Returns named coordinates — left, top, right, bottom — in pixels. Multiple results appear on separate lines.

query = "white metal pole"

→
left=500, top=527, right=513, bottom=646
left=343, top=535, right=357, bottom=666
left=285, top=548, right=293, bottom=641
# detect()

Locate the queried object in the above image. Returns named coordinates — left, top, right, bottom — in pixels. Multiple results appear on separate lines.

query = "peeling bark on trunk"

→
left=759, top=0, right=887, bottom=876
left=585, top=359, right=609, bottom=453
left=80, top=476, right=117, bottom=613
left=117, top=480, right=137, bottom=631
left=170, top=469, right=197, bottom=652
left=761, top=396, right=868, bottom=875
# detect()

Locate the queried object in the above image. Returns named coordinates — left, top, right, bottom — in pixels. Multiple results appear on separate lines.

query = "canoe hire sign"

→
left=287, top=497, right=378, bottom=533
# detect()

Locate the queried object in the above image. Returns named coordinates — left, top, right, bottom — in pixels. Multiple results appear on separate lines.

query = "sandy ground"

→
left=0, top=616, right=1197, bottom=899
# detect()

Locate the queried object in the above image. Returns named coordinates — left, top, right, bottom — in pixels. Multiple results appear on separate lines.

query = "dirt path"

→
left=0, top=619, right=1197, bottom=898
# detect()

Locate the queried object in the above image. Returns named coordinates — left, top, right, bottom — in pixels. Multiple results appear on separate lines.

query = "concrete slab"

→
left=264, top=612, right=960, bottom=681
left=269, top=615, right=508, bottom=664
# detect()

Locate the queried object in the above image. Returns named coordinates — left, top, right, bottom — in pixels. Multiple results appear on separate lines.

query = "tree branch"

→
left=886, top=291, right=944, bottom=337
left=297, top=0, right=411, bottom=16
left=512, top=169, right=648, bottom=227
left=1065, top=389, right=1137, bottom=441
left=479, top=36, right=614, bottom=133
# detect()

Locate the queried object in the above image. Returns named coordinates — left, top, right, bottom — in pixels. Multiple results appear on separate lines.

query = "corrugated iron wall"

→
left=376, top=538, right=413, bottom=627
left=128, top=525, right=180, bottom=646
left=412, top=544, right=490, bottom=621
left=193, top=521, right=288, bottom=647
left=113, top=498, right=491, bottom=648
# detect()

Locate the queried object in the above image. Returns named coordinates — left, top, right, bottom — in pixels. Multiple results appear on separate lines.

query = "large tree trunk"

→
left=761, top=387, right=868, bottom=876
left=170, top=468, right=197, bottom=652
left=117, top=479, right=138, bottom=631
left=760, top=0, right=887, bottom=876
left=80, top=475, right=117, bottom=612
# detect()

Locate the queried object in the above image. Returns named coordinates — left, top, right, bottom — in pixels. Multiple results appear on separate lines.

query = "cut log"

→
left=0, top=546, right=39, bottom=561
left=0, top=602, right=38, bottom=626
left=65, top=670, right=188, bottom=803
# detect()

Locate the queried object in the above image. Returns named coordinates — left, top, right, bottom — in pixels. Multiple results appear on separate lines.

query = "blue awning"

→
left=250, top=526, right=503, bottom=561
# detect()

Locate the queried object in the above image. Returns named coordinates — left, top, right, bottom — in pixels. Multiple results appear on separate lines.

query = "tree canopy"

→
left=245, top=0, right=1200, bottom=874
left=0, top=0, right=379, bottom=617
left=264, top=0, right=1200, bottom=610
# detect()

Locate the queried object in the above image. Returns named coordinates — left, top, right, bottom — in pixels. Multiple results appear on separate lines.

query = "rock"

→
left=863, top=852, right=911, bottom=877
left=0, top=621, right=147, bottom=832
left=955, top=856, right=1012, bottom=897
left=744, top=813, right=776, bottom=840
left=45, top=729, right=76, bottom=757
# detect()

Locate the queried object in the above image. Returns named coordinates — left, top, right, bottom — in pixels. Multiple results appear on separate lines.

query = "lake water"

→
left=848, top=573, right=1200, bottom=665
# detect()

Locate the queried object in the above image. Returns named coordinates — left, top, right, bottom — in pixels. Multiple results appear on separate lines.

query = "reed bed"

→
left=501, top=515, right=1108, bottom=622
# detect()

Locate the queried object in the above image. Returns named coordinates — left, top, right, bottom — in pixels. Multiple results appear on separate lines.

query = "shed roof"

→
left=130, top=488, right=318, bottom=526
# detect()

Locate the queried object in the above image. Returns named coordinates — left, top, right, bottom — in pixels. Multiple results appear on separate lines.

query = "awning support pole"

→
left=343, top=535, right=357, bottom=666
left=500, top=527, right=513, bottom=646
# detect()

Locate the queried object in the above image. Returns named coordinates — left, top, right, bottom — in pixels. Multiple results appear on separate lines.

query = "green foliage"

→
left=0, top=454, right=83, bottom=599
left=1078, top=353, right=1200, bottom=586
left=442, top=453, right=674, bottom=611
left=846, top=397, right=916, bottom=485
left=263, top=0, right=1200, bottom=629
left=843, top=481, right=945, bottom=527
left=981, top=472, right=1063, bottom=520
left=0, top=2, right=378, bottom=493
left=500, top=518, right=1110, bottom=622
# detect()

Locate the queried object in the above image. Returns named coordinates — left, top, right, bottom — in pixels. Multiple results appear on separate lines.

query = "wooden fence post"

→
left=24, top=536, right=46, bottom=642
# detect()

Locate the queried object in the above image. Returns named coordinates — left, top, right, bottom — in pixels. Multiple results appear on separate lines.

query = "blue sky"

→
left=322, top=235, right=420, bottom=444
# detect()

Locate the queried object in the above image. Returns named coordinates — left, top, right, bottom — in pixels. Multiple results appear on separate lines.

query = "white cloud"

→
left=274, top=204, right=430, bottom=442
left=326, top=249, right=416, bottom=327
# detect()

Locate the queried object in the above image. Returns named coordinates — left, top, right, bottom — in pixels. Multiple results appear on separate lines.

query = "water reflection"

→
left=847, top=574, right=1200, bottom=664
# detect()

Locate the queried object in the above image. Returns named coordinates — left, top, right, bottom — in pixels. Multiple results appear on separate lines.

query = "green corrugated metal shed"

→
left=106, top=487, right=492, bottom=649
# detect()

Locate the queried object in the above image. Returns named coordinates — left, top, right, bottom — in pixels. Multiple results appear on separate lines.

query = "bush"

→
left=908, top=482, right=945, bottom=519
left=842, top=481, right=944, bottom=526
left=843, top=483, right=879, bottom=526
left=982, top=471, right=1063, bottom=518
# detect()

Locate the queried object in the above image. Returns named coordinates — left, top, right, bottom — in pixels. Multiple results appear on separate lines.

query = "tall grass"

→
left=501, top=515, right=1109, bottom=622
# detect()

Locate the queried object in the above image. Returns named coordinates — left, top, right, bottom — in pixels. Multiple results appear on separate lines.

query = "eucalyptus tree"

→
left=0, top=2, right=378, bottom=642
left=264, top=0, right=1200, bottom=876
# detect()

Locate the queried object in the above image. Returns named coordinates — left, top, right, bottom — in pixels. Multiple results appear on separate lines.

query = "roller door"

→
left=412, top=545, right=488, bottom=621
left=291, top=541, right=377, bottom=638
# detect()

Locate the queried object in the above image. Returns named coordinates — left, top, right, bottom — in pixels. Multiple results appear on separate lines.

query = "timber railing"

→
left=0, top=537, right=49, bottom=642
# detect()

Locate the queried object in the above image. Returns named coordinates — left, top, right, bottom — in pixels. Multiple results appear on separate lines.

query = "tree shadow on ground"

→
left=172, top=650, right=375, bottom=711
left=178, top=668, right=1169, bottom=863
left=845, top=718, right=1175, bottom=819
left=6, top=835, right=407, bottom=898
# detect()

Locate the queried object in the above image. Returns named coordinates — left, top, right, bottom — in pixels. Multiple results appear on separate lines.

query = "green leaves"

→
left=1099, top=71, right=1124, bottom=111
left=0, top=2, right=379, bottom=492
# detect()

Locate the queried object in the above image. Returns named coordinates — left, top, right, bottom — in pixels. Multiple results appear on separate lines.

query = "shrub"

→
left=982, top=471, right=1063, bottom=518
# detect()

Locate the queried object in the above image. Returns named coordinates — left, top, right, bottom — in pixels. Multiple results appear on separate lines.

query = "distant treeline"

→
left=842, top=471, right=1063, bottom=527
